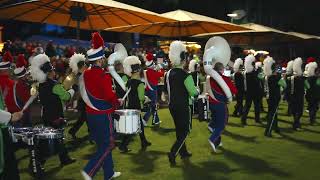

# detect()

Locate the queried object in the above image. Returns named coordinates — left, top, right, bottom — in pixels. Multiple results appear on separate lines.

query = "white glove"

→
left=227, top=96, right=232, bottom=103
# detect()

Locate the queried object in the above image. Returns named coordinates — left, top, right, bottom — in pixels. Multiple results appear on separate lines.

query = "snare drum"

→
left=35, top=129, right=64, bottom=156
left=198, top=95, right=209, bottom=121
left=114, top=109, right=141, bottom=134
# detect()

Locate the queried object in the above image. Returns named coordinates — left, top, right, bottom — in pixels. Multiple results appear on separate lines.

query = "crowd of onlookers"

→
left=1, top=39, right=203, bottom=75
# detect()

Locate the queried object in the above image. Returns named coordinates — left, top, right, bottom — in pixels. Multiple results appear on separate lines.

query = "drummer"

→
left=29, top=53, right=76, bottom=169
left=118, top=56, right=151, bottom=153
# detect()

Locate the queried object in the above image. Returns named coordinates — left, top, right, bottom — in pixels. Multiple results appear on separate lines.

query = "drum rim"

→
left=115, top=109, right=141, bottom=115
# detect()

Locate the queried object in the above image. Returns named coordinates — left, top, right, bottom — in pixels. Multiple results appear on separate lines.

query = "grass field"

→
left=17, top=100, right=320, bottom=180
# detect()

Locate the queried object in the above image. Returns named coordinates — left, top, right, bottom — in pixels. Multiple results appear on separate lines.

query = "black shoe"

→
left=274, top=128, right=280, bottom=133
left=264, top=133, right=272, bottom=137
left=60, top=158, right=76, bottom=166
left=119, top=146, right=131, bottom=153
left=168, top=153, right=176, bottom=166
left=180, top=152, right=192, bottom=159
left=241, top=120, right=247, bottom=126
left=141, top=141, right=152, bottom=149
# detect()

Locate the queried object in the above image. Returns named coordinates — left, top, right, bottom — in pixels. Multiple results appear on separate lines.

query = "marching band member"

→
left=80, top=32, right=121, bottom=180
left=13, top=54, right=32, bottom=127
left=206, top=62, right=237, bottom=152
left=255, top=61, right=265, bottom=112
left=30, top=53, right=76, bottom=169
left=0, top=109, right=23, bottom=180
left=143, top=52, right=162, bottom=126
left=118, top=56, right=151, bottom=153
left=241, top=55, right=263, bottom=125
left=304, top=58, right=319, bottom=125
left=67, top=53, right=89, bottom=139
left=291, top=57, right=309, bottom=130
left=202, top=36, right=236, bottom=152
left=284, top=60, right=294, bottom=116
left=232, top=58, right=244, bottom=117
left=165, top=41, right=198, bottom=165
left=114, top=61, right=129, bottom=99
left=0, top=51, right=16, bottom=113
left=263, top=57, right=286, bottom=137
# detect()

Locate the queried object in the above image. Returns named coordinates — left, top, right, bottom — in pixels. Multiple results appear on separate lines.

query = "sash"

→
left=13, top=82, right=24, bottom=110
left=143, top=70, right=154, bottom=91
left=265, top=76, right=270, bottom=99
left=78, top=74, right=102, bottom=111
left=205, top=76, right=219, bottom=102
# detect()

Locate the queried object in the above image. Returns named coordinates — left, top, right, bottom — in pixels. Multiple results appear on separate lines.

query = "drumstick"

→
left=121, top=88, right=131, bottom=101
left=22, top=93, right=38, bottom=112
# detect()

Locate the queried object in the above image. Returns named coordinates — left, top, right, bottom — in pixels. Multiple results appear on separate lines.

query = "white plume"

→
left=244, top=54, right=255, bottom=73
left=255, top=61, right=262, bottom=69
left=188, top=59, right=198, bottom=72
left=293, top=57, right=303, bottom=76
left=263, top=56, right=275, bottom=77
left=286, top=60, right=294, bottom=75
left=169, top=41, right=186, bottom=66
left=30, top=54, right=50, bottom=83
left=233, top=58, right=243, bottom=72
left=69, top=53, right=86, bottom=74
left=123, top=56, right=141, bottom=76
left=306, top=62, right=318, bottom=77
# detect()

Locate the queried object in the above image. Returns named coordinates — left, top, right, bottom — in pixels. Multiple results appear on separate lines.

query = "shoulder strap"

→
left=243, top=71, right=247, bottom=92
left=166, top=69, right=172, bottom=104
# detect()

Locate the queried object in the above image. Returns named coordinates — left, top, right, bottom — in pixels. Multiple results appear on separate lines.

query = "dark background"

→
left=1, top=0, right=319, bottom=40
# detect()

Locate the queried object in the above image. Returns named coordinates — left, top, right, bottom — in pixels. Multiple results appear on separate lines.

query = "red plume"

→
left=146, top=52, right=154, bottom=61
left=16, top=54, right=28, bottom=68
left=91, top=32, right=104, bottom=49
left=3, top=51, right=13, bottom=62
left=307, top=57, right=316, bottom=64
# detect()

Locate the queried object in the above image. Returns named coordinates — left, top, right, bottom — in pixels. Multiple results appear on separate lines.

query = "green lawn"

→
left=18, top=101, right=320, bottom=180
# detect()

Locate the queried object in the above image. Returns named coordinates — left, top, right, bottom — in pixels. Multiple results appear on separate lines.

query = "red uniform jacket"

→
left=0, top=74, right=18, bottom=113
left=145, top=68, right=162, bottom=91
left=15, top=79, right=31, bottom=111
left=209, top=75, right=238, bottom=104
left=83, top=66, right=119, bottom=114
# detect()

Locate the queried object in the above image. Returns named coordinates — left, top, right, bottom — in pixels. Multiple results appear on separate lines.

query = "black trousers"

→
left=68, top=108, right=88, bottom=135
left=307, top=99, right=319, bottom=124
left=265, top=98, right=280, bottom=136
left=169, top=105, right=190, bottom=157
left=241, top=95, right=261, bottom=123
left=119, top=116, right=147, bottom=149
left=291, top=97, right=304, bottom=129
left=233, top=93, right=244, bottom=116
left=0, top=128, right=20, bottom=180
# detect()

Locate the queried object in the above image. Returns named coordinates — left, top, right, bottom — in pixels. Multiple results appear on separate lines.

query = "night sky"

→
left=118, top=0, right=320, bottom=36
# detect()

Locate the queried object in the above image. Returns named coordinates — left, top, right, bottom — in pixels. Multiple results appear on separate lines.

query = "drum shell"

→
left=35, top=132, right=64, bottom=156
left=114, top=109, right=141, bottom=134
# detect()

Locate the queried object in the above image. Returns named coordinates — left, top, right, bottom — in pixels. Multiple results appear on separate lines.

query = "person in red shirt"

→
left=0, top=51, right=16, bottom=113
left=207, top=62, right=237, bottom=152
left=13, top=54, right=32, bottom=127
left=143, top=52, right=163, bottom=126
left=80, top=32, right=121, bottom=180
